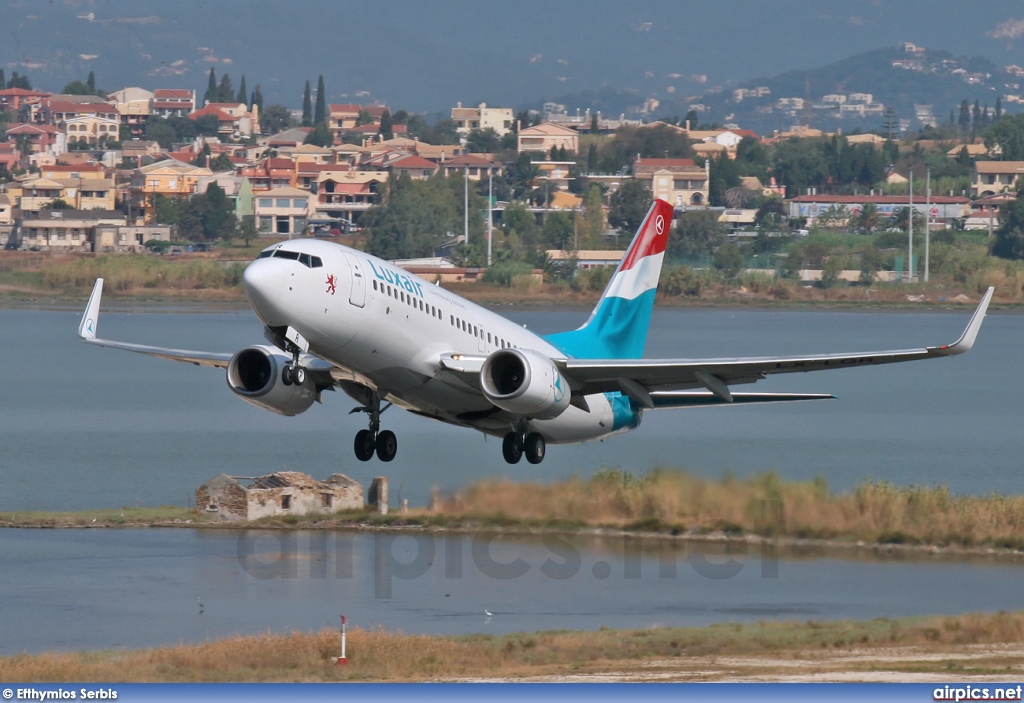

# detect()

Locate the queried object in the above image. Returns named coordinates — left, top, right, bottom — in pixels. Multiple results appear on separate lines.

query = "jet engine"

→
left=480, top=348, right=571, bottom=419
left=226, top=345, right=315, bottom=416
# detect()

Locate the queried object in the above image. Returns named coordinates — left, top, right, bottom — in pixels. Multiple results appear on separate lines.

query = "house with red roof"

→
left=190, top=102, right=260, bottom=139
left=4, top=123, right=65, bottom=157
left=153, top=89, right=196, bottom=118
left=438, top=154, right=501, bottom=180
left=0, top=87, right=49, bottom=113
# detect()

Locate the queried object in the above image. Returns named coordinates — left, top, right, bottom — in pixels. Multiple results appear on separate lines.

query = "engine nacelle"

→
left=226, top=345, right=315, bottom=416
left=480, top=348, right=571, bottom=420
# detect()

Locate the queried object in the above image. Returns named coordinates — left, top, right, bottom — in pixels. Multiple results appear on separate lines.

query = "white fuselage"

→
left=242, top=239, right=640, bottom=444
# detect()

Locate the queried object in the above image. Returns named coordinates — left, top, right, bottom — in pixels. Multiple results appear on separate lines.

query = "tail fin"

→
left=545, top=199, right=673, bottom=359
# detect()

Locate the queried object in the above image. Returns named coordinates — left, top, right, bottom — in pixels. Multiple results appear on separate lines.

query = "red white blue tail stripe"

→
left=546, top=199, right=673, bottom=359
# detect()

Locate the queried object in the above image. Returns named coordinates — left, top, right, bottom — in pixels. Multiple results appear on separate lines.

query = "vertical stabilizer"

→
left=545, top=199, right=673, bottom=359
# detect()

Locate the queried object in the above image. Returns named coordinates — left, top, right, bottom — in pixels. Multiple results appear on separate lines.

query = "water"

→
left=1, top=303, right=1022, bottom=654
left=3, top=528, right=1024, bottom=655
left=0, top=304, right=1020, bottom=511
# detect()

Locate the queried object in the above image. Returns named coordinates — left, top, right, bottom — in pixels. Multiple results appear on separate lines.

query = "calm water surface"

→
left=1, top=303, right=1022, bottom=654
left=1, top=304, right=1020, bottom=510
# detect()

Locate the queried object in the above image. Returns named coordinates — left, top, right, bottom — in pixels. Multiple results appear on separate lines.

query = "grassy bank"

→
left=4, top=611, right=1024, bottom=681
left=0, top=249, right=1013, bottom=308
left=437, top=470, right=1024, bottom=551
left=8, top=470, right=1024, bottom=554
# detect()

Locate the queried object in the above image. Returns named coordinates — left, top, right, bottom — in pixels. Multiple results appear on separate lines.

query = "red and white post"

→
left=338, top=614, right=347, bottom=666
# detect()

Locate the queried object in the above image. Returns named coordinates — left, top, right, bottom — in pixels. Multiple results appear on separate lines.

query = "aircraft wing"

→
left=78, top=278, right=234, bottom=368
left=558, top=287, right=993, bottom=406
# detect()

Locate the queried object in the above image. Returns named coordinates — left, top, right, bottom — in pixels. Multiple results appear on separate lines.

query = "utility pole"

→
left=487, top=168, right=493, bottom=268
left=464, top=166, right=468, bottom=255
left=907, top=169, right=913, bottom=283
left=924, top=167, right=930, bottom=283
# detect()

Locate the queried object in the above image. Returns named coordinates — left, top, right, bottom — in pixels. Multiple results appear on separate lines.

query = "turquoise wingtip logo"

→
left=86, top=318, right=94, bottom=334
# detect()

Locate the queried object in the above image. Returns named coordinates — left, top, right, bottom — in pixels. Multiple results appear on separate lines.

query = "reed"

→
left=439, top=470, right=1024, bottom=549
left=3, top=612, right=1024, bottom=682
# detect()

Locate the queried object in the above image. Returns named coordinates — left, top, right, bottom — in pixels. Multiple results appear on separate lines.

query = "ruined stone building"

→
left=196, top=471, right=363, bottom=520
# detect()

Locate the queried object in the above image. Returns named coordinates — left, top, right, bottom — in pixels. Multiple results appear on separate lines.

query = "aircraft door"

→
left=344, top=252, right=365, bottom=307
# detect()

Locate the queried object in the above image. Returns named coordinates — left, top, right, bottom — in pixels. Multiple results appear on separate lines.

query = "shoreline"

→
left=5, top=510, right=1024, bottom=565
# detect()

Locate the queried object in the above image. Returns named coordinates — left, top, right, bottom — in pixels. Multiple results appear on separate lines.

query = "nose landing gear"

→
left=502, top=421, right=545, bottom=464
left=351, top=392, right=396, bottom=462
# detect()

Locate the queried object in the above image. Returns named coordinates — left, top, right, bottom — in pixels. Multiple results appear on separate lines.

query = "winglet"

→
left=78, top=278, right=104, bottom=340
left=933, top=286, right=994, bottom=356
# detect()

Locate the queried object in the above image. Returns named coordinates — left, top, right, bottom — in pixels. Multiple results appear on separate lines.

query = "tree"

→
left=670, top=210, right=726, bottom=259
left=152, top=194, right=181, bottom=225
left=465, top=128, right=500, bottom=153
left=239, top=215, right=258, bottom=246
left=204, top=68, right=217, bottom=105
left=607, top=179, right=649, bottom=235
left=541, top=211, right=574, bottom=250
left=0, top=70, right=5, bottom=90
left=303, top=122, right=334, bottom=147
left=992, top=196, right=1024, bottom=260
left=237, top=75, right=247, bottom=106
left=708, top=153, right=740, bottom=206
left=210, top=153, right=235, bottom=171
left=194, top=114, right=221, bottom=137
left=62, top=80, right=93, bottom=95
left=852, top=202, right=881, bottom=234
left=301, top=80, right=312, bottom=126
left=216, top=74, right=234, bottom=103
left=87, top=70, right=96, bottom=94
left=7, top=71, right=31, bottom=89
left=43, top=198, right=72, bottom=210
left=379, top=109, right=393, bottom=140
left=958, top=100, right=971, bottom=133
left=202, top=182, right=232, bottom=240
left=251, top=85, right=264, bottom=114
left=713, top=243, right=744, bottom=279
left=580, top=184, right=606, bottom=248
left=314, top=75, right=326, bottom=125
left=261, top=104, right=294, bottom=134
left=145, top=120, right=177, bottom=149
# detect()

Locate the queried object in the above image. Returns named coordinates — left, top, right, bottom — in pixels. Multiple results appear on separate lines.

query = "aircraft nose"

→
left=242, top=259, right=285, bottom=321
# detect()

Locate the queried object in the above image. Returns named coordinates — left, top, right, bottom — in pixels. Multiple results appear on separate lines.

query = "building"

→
left=131, top=158, right=214, bottom=223
left=787, top=194, right=969, bottom=228
left=438, top=154, right=501, bottom=180
left=64, top=114, right=121, bottom=146
left=152, top=89, right=195, bottom=118
left=516, top=123, right=579, bottom=154
left=255, top=186, right=313, bottom=236
left=107, top=87, right=154, bottom=138
left=196, top=471, right=364, bottom=521
left=973, top=161, right=1024, bottom=197
left=451, top=102, right=515, bottom=136
left=633, top=157, right=710, bottom=207
left=18, top=210, right=126, bottom=251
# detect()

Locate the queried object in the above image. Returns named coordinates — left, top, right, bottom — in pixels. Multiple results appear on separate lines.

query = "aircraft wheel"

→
left=292, top=366, right=306, bottom=385
left=376, top=430, right=397, bottom=462
left=524, top=432, right=545, bottom=464
left=354, top=429, right=375, bottom=462
left=281, top=365, right=294, bottom=386
left=502, top=432, right=523, bottom=464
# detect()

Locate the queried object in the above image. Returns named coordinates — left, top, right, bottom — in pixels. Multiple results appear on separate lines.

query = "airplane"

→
left=78, top=199, right=994, bottom=466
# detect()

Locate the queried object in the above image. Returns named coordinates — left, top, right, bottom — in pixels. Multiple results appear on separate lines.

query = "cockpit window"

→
left=273, top=250, right=300, bottom=261
left=299, top=253, right=311, bottom=267
left=258, top=250, right=273, bottom=259
left=268, top=249, right=323, bottom=268
left=310, top=256, right=323, bottom=268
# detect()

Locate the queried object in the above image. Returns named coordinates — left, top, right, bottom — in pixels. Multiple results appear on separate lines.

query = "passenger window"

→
left=473, top=325, right=478, bottom=337
left=373, top=280, right=378, bottom=291
left=387, top=286, right=392, bottom=296
left=487, top=333, right=492, bottom=343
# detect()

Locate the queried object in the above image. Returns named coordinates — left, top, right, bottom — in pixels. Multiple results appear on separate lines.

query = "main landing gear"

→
left=502, top=421, right=545, bottom=465
left=351, top=392, right=396, bottom=462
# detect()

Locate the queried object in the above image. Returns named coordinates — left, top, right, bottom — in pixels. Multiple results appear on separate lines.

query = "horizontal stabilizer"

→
left=651, top=391, right=836, bottom=409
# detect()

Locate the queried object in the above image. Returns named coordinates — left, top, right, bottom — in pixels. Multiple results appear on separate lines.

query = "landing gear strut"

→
left=502, top=421, right=545, bottom=465
left=351, top=392, right=396, bottom=462
left=280, top=343, right=306, bottom=386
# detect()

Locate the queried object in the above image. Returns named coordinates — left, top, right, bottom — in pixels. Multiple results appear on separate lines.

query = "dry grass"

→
left=4, top=612, right=1024, bottom=682
left=439, top=470, right=1024, bottom=549
left=0, top=506, right=213, bottom=528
